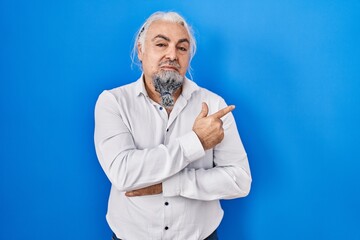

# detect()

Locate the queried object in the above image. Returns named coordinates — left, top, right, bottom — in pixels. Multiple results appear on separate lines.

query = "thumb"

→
left=196, top=102, right=209, bottom=119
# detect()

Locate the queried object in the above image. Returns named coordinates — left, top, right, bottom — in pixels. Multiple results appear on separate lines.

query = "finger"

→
left=196, top=102, right=209, bottom=119
left=125, top=191, right=137, bottom=197
left=125, top=191, right=133, bottom=197
left=219, top=119, right=223, bottom=128
left=210, top=105, right=235, bottom=119
left=219, top=131, right=225, bottom=141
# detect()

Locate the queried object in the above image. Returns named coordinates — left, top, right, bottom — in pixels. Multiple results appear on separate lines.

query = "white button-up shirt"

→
left=94, top=76, right=251, bottom=240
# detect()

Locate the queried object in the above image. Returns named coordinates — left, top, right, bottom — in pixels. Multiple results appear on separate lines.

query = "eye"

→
left=156, top=43, right=167, bottom=47
left=178, top=47, right=188, bottom=52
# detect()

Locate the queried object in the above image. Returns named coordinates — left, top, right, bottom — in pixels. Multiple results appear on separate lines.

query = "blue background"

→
left=1, top=0, right=359, bottom=239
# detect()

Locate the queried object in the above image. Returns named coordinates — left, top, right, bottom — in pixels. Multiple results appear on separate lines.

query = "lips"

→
left=160, top=66, right=179, bottom=71
left=159, top=61, right=181, bottom=72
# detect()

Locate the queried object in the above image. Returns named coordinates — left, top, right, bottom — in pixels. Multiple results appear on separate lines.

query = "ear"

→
left=137, top=43, right=143, bottom=62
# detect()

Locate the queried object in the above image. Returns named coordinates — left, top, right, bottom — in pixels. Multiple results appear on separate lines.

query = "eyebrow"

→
left=152, top=34, right=190, bottom=44
left=178, top=38, right=190, bottom=44
left=152, top=34, right=170, bottom=42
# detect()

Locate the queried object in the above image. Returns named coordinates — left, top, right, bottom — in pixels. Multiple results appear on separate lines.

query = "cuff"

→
left=163, top=173, right=181, bottom=197
left=178, top=131, right=205, bottom=162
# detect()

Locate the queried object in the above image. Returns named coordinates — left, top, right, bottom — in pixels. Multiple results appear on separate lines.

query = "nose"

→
left=166, top=45, right=178, bottom=61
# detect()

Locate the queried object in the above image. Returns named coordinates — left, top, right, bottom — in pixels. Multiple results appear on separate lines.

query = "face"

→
left=138, top=20, right=191, bottom=84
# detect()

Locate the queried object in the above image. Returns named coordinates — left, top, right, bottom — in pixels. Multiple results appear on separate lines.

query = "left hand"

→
left=125, top=183, right=163, bottom=197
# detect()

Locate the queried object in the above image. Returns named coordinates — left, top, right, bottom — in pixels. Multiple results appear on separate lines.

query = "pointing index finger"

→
left=210, top=105, right=235, bottom=119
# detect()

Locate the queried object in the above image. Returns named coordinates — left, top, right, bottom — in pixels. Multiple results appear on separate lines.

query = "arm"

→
left=94, top=91, right=205, bottom=192
left=162, top=101, right=252, bottom=201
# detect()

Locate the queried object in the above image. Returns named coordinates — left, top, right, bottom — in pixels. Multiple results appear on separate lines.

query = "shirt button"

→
left=159, top=106, right=163, bottom=110
left=165, top=226, right=169, bottom=230
left=165, top=202, right=169, bottom=206
left=166, top=128, right=169, bottom=132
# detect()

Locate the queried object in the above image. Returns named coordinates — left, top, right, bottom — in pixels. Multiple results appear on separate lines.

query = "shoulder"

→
left=185, top=78, right=225, bottom=104
left=197, top=87, right=222, bottom=99
left=108, top=81, right=138, bottom=100
left=97, top=81, right=139, bottom=103
left=196, top=86, right=227, bottom=108
left=184, top=81, right=228, bottom=115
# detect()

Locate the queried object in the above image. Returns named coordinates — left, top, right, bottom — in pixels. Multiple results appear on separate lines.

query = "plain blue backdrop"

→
left=1, top=0, right=359, bottom=239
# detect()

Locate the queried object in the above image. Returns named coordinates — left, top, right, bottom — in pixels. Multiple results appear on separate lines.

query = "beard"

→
left=152, top=70, right=184, bottom=108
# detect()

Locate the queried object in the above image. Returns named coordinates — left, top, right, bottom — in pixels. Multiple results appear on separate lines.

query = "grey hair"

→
left=130, top=11, right=197, bottom=74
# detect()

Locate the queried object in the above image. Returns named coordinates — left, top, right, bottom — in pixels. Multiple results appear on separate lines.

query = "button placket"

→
left=163, top=197, right=171, bottom=234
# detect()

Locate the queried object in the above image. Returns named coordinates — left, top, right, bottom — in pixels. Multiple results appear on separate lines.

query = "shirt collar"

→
left=181, top=77, right=200, bottom=101
left=135, top=74, right=148, bottom=97
left=134, top=73, right=200, bottom=100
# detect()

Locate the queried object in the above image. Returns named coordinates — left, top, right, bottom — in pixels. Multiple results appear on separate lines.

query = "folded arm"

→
left=94, top=91, right=205, bottom=192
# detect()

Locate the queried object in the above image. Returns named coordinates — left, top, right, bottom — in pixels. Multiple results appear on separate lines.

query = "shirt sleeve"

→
left=94, top=91, right=205, bottom=192
left=162, top=100, right=252, bottom=200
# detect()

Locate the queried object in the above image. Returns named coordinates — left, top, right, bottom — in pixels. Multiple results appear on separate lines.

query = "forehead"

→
left=145, top=20, right=190, bottom=42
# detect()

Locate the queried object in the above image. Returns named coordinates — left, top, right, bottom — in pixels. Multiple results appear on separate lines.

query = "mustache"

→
left=158, top=60, right=181, bottom=70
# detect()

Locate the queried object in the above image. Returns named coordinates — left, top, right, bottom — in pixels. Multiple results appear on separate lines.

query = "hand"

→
left=125, top=183, right=163, bottom=197
left=192, top=102, right=235, bottom=150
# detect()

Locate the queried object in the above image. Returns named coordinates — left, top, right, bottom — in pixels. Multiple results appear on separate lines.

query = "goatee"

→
left=152, top=70, right=184, bottom=108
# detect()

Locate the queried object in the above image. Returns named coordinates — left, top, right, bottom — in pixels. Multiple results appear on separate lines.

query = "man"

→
left=94, top=11, right=251, bottom=240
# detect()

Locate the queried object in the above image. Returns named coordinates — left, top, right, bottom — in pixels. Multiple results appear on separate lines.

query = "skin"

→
left=125, top=20, right=235, bottom=197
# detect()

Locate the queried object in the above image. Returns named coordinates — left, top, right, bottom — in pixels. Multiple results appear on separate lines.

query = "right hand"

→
left=192, top=102, right=235, bottom=150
